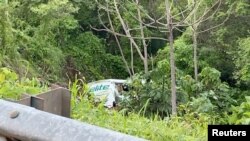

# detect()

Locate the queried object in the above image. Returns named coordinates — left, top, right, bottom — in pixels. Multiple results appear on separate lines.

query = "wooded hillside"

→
left=0, top=0, right=249, bottom=140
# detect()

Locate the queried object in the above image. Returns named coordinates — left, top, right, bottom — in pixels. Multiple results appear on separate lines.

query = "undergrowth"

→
left=70, top=79, right=213, bottom=141
left=0, top=69, right=222, bottom=141
left=0, top=67, right=48, bottom=100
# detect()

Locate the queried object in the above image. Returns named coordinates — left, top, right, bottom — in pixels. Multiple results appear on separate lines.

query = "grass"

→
left=71, top=97, right=210, bottom=141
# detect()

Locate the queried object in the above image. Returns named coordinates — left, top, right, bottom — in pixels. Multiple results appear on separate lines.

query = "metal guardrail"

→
left=0, top=99, right=147, bottom=141
left=7, top=87, right=71, bottom=118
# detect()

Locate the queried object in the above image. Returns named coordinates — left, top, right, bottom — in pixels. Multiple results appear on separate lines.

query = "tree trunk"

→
left=192, top=2, right=198, bottom=82
left=193, top=30, right=198, bottom=82
left=114, top=0, right=146, bottom=73
left=106, top=2, right=132, bottom=77
left=169, top=26, right=177, bottom=115
left=130, top=41, right=135, bottom=75
left=166, top=0, right=177, bottom=115
left=114, top=35, right=133, bottom=77
left=136, top=0, right=148, bottom=74
left=143, top=35, right=148, bottom=74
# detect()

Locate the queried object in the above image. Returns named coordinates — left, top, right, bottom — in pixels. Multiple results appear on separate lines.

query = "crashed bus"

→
left=87, top=79, right=129, bottom=108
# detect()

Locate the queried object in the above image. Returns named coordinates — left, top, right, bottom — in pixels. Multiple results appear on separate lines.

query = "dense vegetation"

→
left=0, top=0, right=249, bottom=140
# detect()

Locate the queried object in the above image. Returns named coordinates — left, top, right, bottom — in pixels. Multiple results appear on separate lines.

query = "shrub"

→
left=227, top=96, right=250, bottom=124
left=0, top=67, right=47, bottom=100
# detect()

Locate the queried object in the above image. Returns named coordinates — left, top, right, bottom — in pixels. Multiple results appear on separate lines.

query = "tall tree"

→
left=165, top=0, right=177, bottom=114
left=105, top=2, right=132, bottom=76
left=135, top=0, right=148, bottom=74
left=93, top=0, right=166, bottom=75
left=184, top=0, right=230, bottom=82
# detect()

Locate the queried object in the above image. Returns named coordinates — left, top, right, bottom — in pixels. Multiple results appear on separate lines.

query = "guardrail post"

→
left=7, top=87, right=71, bottom=118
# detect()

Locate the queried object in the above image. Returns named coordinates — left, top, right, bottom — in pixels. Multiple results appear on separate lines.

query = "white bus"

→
left=87, top=79, right=128, bottom=108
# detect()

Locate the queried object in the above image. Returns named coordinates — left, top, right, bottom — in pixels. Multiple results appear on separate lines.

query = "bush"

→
left=63, top=32, right=127, bottom=81
left=119, top=72, right=173, bottom=117
left=0, top=67, right=48, bottom=100
left=227, top=96, right=250, bottom=124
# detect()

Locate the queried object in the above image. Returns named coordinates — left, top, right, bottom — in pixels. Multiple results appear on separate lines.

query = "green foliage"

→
left=64, top=32, right=127, bottom=81
left=26, top=41, right=65, bottom=81
left=183, top=67, right=237, bottom=115
left=199, top=67, right=221, bottom=88
left=121, top=63, right=237, bottom=117
left=0, top=67, right=47, bottom=100
left=120, top=72, right=172, bottom=117
left=0, top=1, right=18, bottom=59
left=0, top=0, right=79, bottom=81
left=198, top=0, right=250, bottom=85
left=72, top=0, right=98, bottom=29
left=120, top=61, right=193, bottom=117
left=228, top=96, right=250, bottom=124
left=226, top=0, right=250, bottom=16
left=30, top=0, right=78, bottom=30
left=122, top=35, right=238, bottom=116
left=188, top=95, right=215, bottom=113
left=25, top=0, right=77, bottom=81
left=155, top=37, right=194, bottom=75
left=104, top=53, right=128, bottom=78
left=234, top=37, right=250, bottom=87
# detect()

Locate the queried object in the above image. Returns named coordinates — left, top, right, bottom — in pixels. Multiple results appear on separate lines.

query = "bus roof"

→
left=88, top=79, right=127, bottom=85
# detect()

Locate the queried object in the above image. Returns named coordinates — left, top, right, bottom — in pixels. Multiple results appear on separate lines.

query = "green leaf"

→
left=245, top=96, right=250, bottom=103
